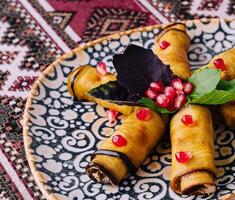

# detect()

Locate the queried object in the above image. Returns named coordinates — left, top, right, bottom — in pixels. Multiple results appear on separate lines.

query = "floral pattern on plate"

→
left=23, top=18, right=235, bottom=200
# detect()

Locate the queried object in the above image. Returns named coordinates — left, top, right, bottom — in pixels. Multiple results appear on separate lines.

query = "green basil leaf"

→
left=217, top=79, right=235, bottom=92
left=191, top=89, right=235, bottom=105
left=189, top=68, right=221, bottom=98
left=139, top=97, right=176, bottom=114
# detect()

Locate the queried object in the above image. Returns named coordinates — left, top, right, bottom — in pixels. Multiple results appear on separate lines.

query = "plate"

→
left=23, top=18, right=235, bottom=200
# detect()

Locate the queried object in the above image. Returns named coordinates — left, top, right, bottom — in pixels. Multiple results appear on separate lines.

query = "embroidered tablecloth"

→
left=0, top=0, right=234, bottom=199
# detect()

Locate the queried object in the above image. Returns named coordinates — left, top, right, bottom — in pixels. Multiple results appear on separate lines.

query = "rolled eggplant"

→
left=154, top=23, right=191, bottom=80
left=170, top=105, right=217, bottom=194
left=86, top=107, right=166, bottom=185
left=67, top=65, right=134, bottom=115
left=205, top=48, right=235, bottom=80
left=221, top=101, right=235, bottom=128
left=204, top=48, right=235, bottom=128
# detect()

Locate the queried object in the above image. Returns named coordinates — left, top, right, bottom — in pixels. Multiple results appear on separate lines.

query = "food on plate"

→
left=66, top=22, right=235, bottom=196
left=69, top=45, right=172, bottom=185
left=85, top=43, right=192, bottom=184
left=154, top=22, right=191, bottom=80
left=86, top=107, right=166, bottom=185
left=203, top=48, right=235, bottom=128
left=170, top=105, right=216, bottom=194
left=84, top=33, right=196, bottom=184
left=87, top=44, right=173, bottom=103
left=88, top=45, right=194, bottom=113
left=67, top=65, right=134, bottom=115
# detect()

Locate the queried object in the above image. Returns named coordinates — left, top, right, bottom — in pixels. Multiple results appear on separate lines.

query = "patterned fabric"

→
left=0, top=0, right=235, bottom=199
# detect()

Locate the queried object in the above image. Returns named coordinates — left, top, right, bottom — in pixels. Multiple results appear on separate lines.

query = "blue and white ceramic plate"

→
left=23, top=18, right=235, bottom=200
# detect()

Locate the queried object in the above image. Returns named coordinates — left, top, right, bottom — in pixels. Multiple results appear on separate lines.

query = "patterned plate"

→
left=23, top=18, right=235, bottom=200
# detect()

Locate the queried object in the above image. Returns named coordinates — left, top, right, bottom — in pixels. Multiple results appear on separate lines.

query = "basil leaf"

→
left=189, top=68, right=221, bottom=98
left=88, top=81, right=141, bottom=106
left=88, top=81, right=129, bottom=100
left=217, top=79, right=235, bottom=92
left=185, top=95, right=191, bottom=107
left=139, top=97, right=176, bottom=114
left=191, top=89, right=235, bottom=105
left=113, top=44, right=173, bottom=96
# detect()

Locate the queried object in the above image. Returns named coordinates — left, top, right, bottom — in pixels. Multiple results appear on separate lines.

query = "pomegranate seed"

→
left=150, top=81, right=164, bottom=93
left=181, top=115, right=194, bottom=126
left=174, top=94, right=187, bottom=109
left=164, top=86, right=176, bottom=99
left=175, top=151, right=192, bottom=163
left=213, top=58, right=226, bottom=71
left=96, top=62, right=107, bottom=76
left=175, top=90, right=184, bottom=95
left=171, top=78, right=183, bottom=91
left=159, top=40, right=170, bottom=49
left=145, top=88, right=157, bottom=99
left=156, top=94, right=170, bottom=108
left=136, top=108, right=150, bottom=121
left=167, top=104, right=176, bottom=111
left=183, top=82, right=194, bottom=94
left=112, top=134, right=127, bottom=147
left=106, top=110, right=118, bottom=123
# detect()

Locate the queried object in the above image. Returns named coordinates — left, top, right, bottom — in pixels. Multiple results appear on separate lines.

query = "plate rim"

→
left=23, top=18, right=227, bottom=200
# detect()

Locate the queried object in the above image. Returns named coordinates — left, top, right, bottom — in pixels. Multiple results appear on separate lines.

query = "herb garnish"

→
left=189, top=68, right=235, bottom=105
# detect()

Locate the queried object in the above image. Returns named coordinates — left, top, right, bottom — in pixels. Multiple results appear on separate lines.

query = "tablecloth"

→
left=0, top=0, right=234, bottom=199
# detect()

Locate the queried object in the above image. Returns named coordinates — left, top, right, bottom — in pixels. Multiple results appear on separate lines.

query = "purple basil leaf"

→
left=87, top=81, right=141, bottom=106
left=113, top=44, right=173, bottom=96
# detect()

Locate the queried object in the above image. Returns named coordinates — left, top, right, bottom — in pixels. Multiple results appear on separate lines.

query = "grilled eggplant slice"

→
left=86, top=107, right=166, bottom=185
left=205, top=48, right=235, bottom=80
left=154, top=23, right=191, bottom=80
left=203, top=48, right=235, bottom=128
left=170, top=105, right=216, bottom=194
left=67, top=65, right=134, bottom=115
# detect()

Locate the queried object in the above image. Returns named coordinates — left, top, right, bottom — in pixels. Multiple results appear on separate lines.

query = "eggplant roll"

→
left=154, top=23, right=191, bottom=80
left=221, top=101, right=235, bottom=128
left=205, top=48, right=235, bottom=80
left=170, top=105, right=217, bottom=194
left=67, top=65, right=134, bottom=115
left=86, top=107, right=166, bottom=185
left=204, top=48, right=235, bottom=128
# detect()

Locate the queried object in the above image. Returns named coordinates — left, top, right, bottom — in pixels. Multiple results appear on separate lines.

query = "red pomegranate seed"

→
left=150, top=81, right=164, bottom=93
left=159, top=40, right=170, bottom=49
left=106, top=110, right=118, bottom=123
left=183, top=82, right=194, bottom=94
left=136, top=108, right=150, bottom=121
left=156, top=94, right=170, bottom=108
left=175, top=90, right=184, bottom=95
left=145, top=88, right=157, bottom=99
left=213, top=58, right=226, bottom=71
left=167, top=104, right=176, bottom=111
left=112, top=134, right=127, bottom=147
left=171, top=78, right=183, bottom=91
left=181, top=115, right=194, bottom=126
left=164, top=86, right=176, bottom=99
left=96, top=62, right=107, bottom=76
left=175, top=151, right=192, bottom=163
left=174, top=94, right=187, bottom=109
